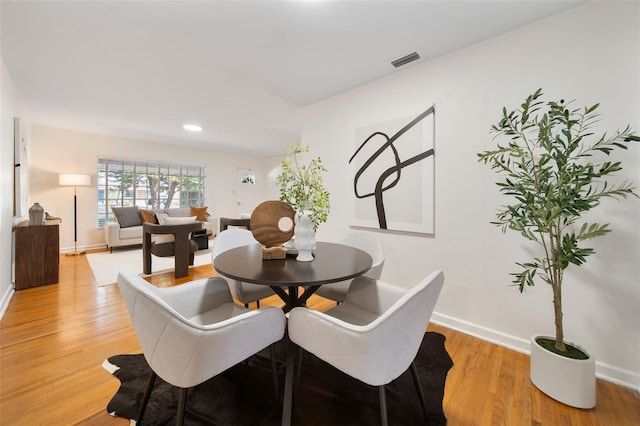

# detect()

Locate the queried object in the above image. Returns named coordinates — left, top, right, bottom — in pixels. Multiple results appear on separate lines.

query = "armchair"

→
left=219, top=217, right=251, bottom=232
left=211, top=228, right=275, bottom=308
left=117, top=272, right=286, bottom=426
left=314, top=231, right=385, bottom=303
left=288, top=270, right=445, bottom=425
left=143, top=221, right=203, bottom=278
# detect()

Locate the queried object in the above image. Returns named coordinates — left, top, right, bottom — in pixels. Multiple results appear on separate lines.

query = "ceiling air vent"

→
left=391, top=52, right=420, bottom=68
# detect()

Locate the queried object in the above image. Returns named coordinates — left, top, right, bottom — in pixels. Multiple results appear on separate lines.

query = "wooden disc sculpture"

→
left=250, top=200, right=295, bottom=260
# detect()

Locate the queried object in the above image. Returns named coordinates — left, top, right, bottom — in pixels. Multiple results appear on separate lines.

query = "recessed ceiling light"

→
left=183, top=124, right=202, bottom=132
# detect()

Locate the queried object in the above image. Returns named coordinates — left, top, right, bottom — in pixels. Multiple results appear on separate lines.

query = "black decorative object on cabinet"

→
left=28, top=202, right=44, bottom=226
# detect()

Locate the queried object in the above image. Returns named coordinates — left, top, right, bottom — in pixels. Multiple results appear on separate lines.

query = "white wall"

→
left=0, top=56, right=30, bottom=318
left=301, top=2, right=640, bottom=389
left=29, top=126, right=267, bottom=252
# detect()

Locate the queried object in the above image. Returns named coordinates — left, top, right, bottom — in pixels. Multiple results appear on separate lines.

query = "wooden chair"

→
left=219, top=217, right=251, bottom=232
left=142, top=221, right=203, bottom=278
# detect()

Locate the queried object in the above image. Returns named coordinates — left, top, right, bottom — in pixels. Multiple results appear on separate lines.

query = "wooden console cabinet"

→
left=14, top=220, right=60, bottom=290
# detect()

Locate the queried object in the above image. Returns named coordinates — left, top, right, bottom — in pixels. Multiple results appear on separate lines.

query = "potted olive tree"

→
left=277, top=144, right=330, bottom=261
left=477, top=89, right=637, bottom=408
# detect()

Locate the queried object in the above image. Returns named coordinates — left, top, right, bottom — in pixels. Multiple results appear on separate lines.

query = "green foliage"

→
left=478, top=89, right=637, bottom=352
left=277, top=144, right=331, bottom=231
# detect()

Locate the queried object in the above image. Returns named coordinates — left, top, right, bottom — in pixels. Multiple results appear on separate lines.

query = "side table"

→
left=192, top=229, right=213, bottom=250
left=14, top=219, right=60, bottom=290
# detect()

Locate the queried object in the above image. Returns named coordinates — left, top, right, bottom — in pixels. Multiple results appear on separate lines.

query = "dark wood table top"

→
left=213, top=241, right=372, bottom=287
left=214, top=241, right=372, bottom=426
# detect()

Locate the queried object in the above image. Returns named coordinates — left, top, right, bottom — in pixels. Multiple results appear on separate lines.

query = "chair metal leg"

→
left=410, top=361, right=429, bottom=423
left=295, top=346, right=303, bottom=390
left=270, top=343, right=279, bottom=403
left=282, top=338, right=296, bottom=426
left=137, top=370, right=157, bottom=425
left=176, top=387, right=188, bottom=426
left=379, top=385, right=388, bottom=426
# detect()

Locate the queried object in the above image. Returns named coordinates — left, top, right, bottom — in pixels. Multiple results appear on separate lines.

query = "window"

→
left=97, top=158, right=206, bottom=228
left=241, top=172, right=257, bottom=184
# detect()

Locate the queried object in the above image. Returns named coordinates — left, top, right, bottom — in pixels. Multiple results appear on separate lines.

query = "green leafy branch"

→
left=277, top=144, right=330, bottom=231
left=477, top=89, right=637, bottom=352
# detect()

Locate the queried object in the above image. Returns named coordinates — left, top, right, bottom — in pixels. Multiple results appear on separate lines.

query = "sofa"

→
left=105, top=206, right=217, bottom=252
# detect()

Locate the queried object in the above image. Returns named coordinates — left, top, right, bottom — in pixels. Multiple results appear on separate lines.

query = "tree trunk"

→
left=552, top=281, right=567, bottom=352
left=148, top=177, right=159, bottom=209
left=549, top=224, right=567, bottom=353
left=164, top=181, right=178, bottom=207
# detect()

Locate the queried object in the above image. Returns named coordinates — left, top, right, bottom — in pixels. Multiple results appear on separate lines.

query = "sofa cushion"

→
left=139, top=209, right=158, bottom=224
left=190, top=206, right=208, bottom=221
left=155, top=214, right=198, bottom=244
left=119, top=225, right=143, bottom=240
left=112, top=206, right=142, bottom=228
left=165, top=208, right=191, bottom=217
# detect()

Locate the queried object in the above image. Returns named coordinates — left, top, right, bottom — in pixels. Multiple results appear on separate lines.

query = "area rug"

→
left=103, top=332, right=453, bottom=425
left=87, top=248, right=212, bottom=287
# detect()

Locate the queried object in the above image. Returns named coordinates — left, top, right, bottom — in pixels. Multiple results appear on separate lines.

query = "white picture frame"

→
left=14, top=117, right=28, bottom=218
left=350, top=105, right=435, bottom=234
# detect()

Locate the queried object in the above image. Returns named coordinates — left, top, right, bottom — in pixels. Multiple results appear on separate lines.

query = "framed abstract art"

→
left=350, top=105, right=435, bottom=234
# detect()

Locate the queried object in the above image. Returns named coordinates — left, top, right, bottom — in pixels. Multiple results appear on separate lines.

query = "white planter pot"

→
left=530, top=335, right=596, bottom=409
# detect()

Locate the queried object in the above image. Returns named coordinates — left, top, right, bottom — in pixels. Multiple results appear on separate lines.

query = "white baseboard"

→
left=0, top=285, right=15, bottom=321
left=431, top=312, right=639, bottom=392
left=59, top=243, right=107, bottom=254
left=431, top=312, right=531, bottom=354
left=595, top=362, right=640, bottom=391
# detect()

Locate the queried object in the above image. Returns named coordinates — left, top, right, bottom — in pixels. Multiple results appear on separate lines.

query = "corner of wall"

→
left=0, top=286, right=15, bottom=321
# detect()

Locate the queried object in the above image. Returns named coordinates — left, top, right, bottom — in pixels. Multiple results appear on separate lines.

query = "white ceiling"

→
left=1, top=1, right=583, bottom=158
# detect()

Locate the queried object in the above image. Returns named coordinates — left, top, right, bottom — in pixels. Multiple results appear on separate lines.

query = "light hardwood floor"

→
left=1, top=250, right=639, bottom=425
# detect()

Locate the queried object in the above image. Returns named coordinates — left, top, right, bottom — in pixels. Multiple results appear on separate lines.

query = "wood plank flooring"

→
left=1, top=250, right=639, bottom=425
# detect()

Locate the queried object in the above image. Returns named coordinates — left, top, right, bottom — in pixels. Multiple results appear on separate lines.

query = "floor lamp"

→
left=59, top=174, right=91, bottom=256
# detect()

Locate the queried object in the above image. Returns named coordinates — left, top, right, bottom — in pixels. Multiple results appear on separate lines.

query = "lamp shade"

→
left=59, top=174, right=91, bottom=186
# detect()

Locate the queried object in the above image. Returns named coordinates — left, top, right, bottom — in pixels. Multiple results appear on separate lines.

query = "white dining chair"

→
left=313, top=231, right=385, bottom=303
left=288, top=270, right=445, bottom=426
left=211, top=228, right=276, bottom=308
left=117, top=271, right=286, bottom=426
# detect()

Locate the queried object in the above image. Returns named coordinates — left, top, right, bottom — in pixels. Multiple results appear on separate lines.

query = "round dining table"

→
left=213, top=241, right=373, bottom=426
left=213, top=241, right=373, bottom=311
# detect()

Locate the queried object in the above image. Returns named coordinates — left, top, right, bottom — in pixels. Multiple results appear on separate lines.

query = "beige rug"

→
left=87, top=248, right=212, bottom=287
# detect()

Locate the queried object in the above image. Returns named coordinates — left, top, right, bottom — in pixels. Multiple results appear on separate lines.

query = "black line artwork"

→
left=349, top=106, right=435, bottom=230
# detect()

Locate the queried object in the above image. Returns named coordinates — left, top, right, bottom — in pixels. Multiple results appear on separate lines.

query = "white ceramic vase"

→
left=529, top=334, right=596, bottom=409
left=294, top=209, right=315, bottom=262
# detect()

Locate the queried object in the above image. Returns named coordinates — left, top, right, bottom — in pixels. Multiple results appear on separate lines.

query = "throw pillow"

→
left=112, top=206, right=142, bottom=228
left=190, top=206, right=208, bottom=221
left=155, top=214, right=197, bottom=244
left=165, top=208, right=191, bottom=217
left=139, top=209, right=158, bottom=224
